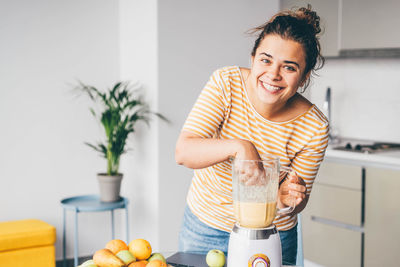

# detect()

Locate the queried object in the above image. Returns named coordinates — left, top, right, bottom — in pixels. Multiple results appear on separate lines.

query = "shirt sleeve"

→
left=291, top=121, right=330, bottom=195
left=182, top=68, right=231, bottom=138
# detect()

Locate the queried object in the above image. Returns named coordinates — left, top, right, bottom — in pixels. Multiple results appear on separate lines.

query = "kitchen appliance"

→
left=333, top=141, right=400, bottom=154
left=227, top=156, right=294, bottom=267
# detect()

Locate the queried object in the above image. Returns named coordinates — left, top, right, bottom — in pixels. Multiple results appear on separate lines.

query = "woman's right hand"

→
left=234, top=139, right=262, bottom=161
left=233, top=140, right=266, bottom=186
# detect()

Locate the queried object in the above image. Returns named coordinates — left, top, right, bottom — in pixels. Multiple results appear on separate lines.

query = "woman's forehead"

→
left=256, top=34, right=306, bottom=66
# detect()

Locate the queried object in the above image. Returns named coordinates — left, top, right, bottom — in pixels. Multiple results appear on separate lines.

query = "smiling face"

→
left=247, top=34, right=309, bottom=116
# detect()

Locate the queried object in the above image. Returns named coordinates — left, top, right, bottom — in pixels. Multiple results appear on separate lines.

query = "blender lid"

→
left=232, top=223, right=277, bottom=240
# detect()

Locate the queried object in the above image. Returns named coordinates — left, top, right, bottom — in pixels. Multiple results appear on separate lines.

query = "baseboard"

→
left=56, top=255, right=92, bottom=267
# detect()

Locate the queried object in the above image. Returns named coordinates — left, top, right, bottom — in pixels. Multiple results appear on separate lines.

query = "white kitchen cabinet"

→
left=302, top=162, right=363, bottom=267
left=280, top=0, right=340, bottom=57
left=364, top=167, right=400, bottom=267
left=340, top=0, right=400, bottom=50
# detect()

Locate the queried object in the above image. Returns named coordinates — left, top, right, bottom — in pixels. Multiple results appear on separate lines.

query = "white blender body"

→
left=228, top=156, right=294, bottom=267
left=228, top=224, right=282, bottom=267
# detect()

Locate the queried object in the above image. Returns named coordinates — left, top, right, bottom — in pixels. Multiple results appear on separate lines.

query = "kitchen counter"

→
left=325, top=147, right=400, bottom=171
left=165, top=252, right=298, bottom=267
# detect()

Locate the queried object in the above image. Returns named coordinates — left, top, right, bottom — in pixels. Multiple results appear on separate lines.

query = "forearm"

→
left=175, top=131, right=260, bottom=169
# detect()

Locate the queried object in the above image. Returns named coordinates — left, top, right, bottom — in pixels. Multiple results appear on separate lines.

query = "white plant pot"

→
left=97, top=173, right=123, bottom=202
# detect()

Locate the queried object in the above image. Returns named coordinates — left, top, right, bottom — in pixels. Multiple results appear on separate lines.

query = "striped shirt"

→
left=182, top=66, right=329, bottom=232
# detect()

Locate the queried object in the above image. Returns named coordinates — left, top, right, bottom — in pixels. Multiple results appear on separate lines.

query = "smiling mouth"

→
left=260, top=81, right=283, bottom=93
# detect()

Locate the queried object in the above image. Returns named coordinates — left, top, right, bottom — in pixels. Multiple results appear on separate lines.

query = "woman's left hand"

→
left=278, top=171, right=307, bottom=209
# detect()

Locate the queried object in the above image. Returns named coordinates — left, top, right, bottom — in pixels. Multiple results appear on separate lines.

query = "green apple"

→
left=206, top=249, right=226, bottom=267
left=116, top=249, right=136, bottom=264
left=79, top=259, right=98, bottom=267
left=148, top=252, right=166, bottom=263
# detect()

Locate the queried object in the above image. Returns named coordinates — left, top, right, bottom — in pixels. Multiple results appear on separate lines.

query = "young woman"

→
left=175, top=5, right=329, bottom=265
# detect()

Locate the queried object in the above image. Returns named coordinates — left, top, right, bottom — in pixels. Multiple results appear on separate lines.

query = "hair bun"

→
left=295, top=5, right=321, bottom=35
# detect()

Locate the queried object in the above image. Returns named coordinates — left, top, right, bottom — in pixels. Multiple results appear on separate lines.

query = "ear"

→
left=300, top=71, right=311, bottom=87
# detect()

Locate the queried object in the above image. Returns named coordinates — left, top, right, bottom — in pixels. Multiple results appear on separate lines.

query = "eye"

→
left=261, top=58, right=271, bottom=64
left=284, top=65, right=296, bottom=72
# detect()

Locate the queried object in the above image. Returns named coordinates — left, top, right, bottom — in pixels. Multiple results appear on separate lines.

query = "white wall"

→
left=0, top=0, right=122, bottom=260
left=308, top=58, right=400, bottom=143
left=119, top=0, right=160, bottom=250
left=157, top=0, right=280, bottom=251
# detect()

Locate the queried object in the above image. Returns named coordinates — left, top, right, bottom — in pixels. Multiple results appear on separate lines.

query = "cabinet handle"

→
left=311, top=215, right=364, bottom=233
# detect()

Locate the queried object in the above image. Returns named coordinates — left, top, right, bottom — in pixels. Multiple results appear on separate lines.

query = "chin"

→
left=257, top=85, right=282, bottom=104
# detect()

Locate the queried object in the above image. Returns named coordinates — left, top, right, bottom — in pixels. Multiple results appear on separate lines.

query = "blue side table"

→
left=61, top=195, right=129, bottom=267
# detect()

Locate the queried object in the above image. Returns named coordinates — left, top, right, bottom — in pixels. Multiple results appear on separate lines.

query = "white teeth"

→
left=262, top=82, right=281, bottom=91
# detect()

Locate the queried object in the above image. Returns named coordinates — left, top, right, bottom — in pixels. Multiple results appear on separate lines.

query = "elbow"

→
left=175, top=145, right=185, bottom=166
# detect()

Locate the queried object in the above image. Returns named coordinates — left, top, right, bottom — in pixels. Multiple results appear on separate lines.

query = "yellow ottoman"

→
left=0, top=219, right=56, bottom=267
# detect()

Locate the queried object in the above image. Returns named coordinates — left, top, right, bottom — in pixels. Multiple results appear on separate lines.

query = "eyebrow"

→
left=260, top=52, right=300, bottom=69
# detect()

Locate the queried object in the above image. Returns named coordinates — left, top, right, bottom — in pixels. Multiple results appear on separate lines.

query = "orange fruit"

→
left=146, top=260, right=167, bottom=267
left=105, top=239, right=129, bottom=254
left=129, top=239, right=152, bottom=260
left=128, top=260, right=148, bottom=267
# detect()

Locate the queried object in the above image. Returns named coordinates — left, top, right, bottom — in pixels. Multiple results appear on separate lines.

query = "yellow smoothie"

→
left=234, top=201, right=277, bottom=228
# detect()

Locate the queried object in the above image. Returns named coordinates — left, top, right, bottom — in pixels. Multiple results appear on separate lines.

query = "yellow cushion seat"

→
left=0, top=219, right=56, bottom=267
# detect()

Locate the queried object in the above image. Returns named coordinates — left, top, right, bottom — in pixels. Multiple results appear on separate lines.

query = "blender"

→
left=227, top=156, right=294, bottom=267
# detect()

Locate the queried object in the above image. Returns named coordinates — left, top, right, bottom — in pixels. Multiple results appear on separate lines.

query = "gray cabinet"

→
left=340, top=0, right=400, bottom=50
left=364, top=167, right=400, bottom=267
left=303, top=161, right=400, bottom=266
left=302, top=162, right=363, bottom=267
left=281, top=0, right=400, bottom=57
left=280, top=0, right=340, bottom=57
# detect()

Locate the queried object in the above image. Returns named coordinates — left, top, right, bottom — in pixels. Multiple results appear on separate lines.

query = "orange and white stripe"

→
left=183, top=66, right=329, bottom=232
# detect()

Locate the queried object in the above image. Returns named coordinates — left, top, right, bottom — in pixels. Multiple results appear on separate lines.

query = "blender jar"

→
left=232, top=156, right=294, bottom=228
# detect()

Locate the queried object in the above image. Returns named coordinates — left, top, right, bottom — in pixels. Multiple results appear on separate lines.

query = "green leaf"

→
left=74, top=80, right=169, bottom=175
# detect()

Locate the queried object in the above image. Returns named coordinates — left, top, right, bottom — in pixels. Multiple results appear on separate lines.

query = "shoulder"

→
left=291, top=94, right=329, bottom=130
left=211, top=66, right=242, bottom=80
left=305, top=105, right=330, bottom=133
left=208, top=66, right=243, bottom=95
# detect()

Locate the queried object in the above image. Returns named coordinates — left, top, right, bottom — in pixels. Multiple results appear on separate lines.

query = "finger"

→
left=245, top=176, right=258, bottom=186
left=289, top=172, right=307, bottom=187
left=289, top=190, right=306, bottom=199
left=288, top=171, right=299, bottom=182
left=288, top=183, right=306, bottom=193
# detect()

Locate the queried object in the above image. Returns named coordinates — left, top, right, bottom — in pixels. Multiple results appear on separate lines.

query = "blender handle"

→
left=277, top=166, right=295, bottom=215
left=279, top=166, right=292, bottom=185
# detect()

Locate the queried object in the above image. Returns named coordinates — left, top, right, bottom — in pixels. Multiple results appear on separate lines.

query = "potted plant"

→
left=75, top=81, right=168, bottom=202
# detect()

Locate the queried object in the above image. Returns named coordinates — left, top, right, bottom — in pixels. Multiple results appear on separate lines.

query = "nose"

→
left=266, top=65, right=281, bottom=81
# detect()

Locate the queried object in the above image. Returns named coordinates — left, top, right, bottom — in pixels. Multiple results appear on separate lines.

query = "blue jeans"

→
left=178, top=205, right=297, bottom=265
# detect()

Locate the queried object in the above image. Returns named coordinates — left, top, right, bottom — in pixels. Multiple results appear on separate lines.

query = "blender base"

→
left=227, top=223, right=282, bottom=267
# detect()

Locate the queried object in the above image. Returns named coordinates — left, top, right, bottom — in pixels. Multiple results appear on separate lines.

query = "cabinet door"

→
left=307, top=183, right=362, bottom=225
left=281, top=0, right=340, bottom=57
left=341, top=0, right=400, bottom=50
left=317, top=161, right=362, bottom=190
left=302, top=211, right=362, bottom=267
left=364, top=167, right=400, bottom=267
left=302, top=162, right=363, bottom=266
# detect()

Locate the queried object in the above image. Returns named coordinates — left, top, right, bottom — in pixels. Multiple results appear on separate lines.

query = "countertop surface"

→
left=324, top=138, right=400, bottom=170
left=165, top=252, right=298, bottom=267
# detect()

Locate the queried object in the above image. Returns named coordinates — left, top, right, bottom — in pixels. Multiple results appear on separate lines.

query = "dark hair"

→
left=249, top=5, right=325, bottom=91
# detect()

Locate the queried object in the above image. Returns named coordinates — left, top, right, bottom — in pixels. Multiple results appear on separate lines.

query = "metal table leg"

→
left=111, top=209, right=115, bottom=239
left=125, top=199, right=129, bottom=243
left=63, top=208, right=67, bottom=267
left=74, top=208, right=79, bottom=267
